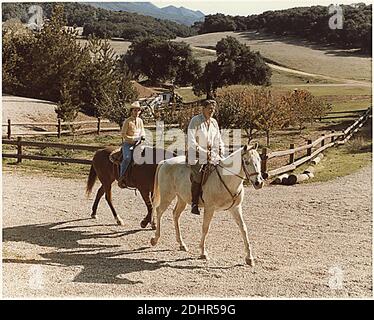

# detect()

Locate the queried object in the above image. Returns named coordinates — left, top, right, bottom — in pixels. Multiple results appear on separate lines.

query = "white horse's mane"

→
left=220, top=146, right=245, bottom=167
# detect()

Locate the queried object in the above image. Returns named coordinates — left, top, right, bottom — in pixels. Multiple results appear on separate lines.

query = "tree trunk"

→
left=266, top=130, right=270, bottom=147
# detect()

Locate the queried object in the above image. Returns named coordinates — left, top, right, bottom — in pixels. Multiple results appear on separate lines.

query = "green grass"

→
left=175, top=87, right=202, bottom=102
left=292, top=121, right=372, bottom=182
left=297, top=86, right=372, bottom=97
left=294, top=146, right=372, bottom=183
left=270, top=69, right=336, bottom=85
left=329, top=100, right=371, bottom=113
left=191, top=47, right=216, bottom=67
left=3, top=158, right=91, bottom=179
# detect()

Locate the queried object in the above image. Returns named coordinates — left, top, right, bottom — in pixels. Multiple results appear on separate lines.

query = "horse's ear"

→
left=254, top=142, right=258, bottom=150
left=243, top=144, right=248, bottom=152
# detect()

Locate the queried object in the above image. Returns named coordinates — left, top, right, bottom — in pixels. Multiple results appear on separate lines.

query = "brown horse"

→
left=86, top=145, right=175, bottom=228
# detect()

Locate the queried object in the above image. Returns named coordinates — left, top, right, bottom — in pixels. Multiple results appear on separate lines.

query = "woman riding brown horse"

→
left=86, top=145, right=175, bottom=228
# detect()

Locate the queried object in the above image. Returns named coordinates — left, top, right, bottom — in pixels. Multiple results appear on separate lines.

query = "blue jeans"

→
left=120, top=142, right=134, bottom=177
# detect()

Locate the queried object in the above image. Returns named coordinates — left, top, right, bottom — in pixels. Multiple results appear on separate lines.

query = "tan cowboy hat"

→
left=202, top=99, right=217, bottom=107
left=127, top=101, right=142, bottom=111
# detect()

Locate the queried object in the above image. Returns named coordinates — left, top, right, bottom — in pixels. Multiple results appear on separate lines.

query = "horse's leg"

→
left=104, top=185, right=124, bottom=226
left=229, top=205, right=254, bottom=266
left=139, top=190, right=154, bottom=229
left=173, top=197, right=188, bottom=251
left=199, top=208, right=214, bottom=260
left=91, top=185, right=105, bottom=219
left=150, top=197, right=173, bottom=247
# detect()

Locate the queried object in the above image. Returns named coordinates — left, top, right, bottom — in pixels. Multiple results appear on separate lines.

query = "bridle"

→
left=217, top=158, right=260, bottom=181
left=215, top=157, right=260, bottom=210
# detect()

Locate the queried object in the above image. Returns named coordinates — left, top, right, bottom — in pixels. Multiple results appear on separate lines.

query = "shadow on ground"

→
left=3, top=219, right=237, bottom=285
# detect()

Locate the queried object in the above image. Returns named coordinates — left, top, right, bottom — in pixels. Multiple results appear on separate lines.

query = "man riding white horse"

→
left=187, top=99, right=225, bottom=215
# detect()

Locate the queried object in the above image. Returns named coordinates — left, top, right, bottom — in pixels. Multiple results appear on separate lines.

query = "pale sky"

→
left=151, top=0, right=372, bottom=15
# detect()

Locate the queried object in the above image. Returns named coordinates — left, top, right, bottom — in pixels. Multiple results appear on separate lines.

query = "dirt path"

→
left=2, top=166, right=371, bottom=298
left=2, top=95, right=94, bottom=135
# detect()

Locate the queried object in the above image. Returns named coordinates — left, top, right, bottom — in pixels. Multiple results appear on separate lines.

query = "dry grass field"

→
left=83, top=31, right=371, bottom=86
left=176, top=31, right=372, bottom=83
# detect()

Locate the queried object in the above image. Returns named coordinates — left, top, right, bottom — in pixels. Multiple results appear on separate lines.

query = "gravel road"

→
left=2, top=166, right=372, bottom=298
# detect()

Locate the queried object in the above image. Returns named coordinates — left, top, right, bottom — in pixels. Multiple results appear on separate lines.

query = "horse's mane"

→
left=220, top=146, right=244, bottom=166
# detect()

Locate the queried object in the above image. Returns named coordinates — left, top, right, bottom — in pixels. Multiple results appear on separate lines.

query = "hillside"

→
left=176, top=31, right=372, bottom=82
left=1, top=2, right=195, bottom=40
left=86, top=2, right=205, bottom=26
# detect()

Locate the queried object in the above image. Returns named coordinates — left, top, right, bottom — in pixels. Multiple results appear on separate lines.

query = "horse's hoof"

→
left=180, top=244, right=188, bottom=252
left=91, top=214, right=97, bottom=219
left=116, top=218, right=124, bottom=226
left=151, top=222, right=156, bottom=230
left=199, top=254, right=208, bottom=260
left=246, top=256, right=255, bottom=267
left=140, top=219, right=149, bottom=229
left=150, top=237, right=157, bottom=246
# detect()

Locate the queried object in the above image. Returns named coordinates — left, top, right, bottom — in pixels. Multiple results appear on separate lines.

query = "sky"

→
left=151, top=0, right=372, bottom=15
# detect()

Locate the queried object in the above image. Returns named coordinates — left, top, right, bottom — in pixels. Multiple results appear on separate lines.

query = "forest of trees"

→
left=2, top=5, right=138, bottom=124
left=2, top=2, right=196, bottom=41
left=195, top=4, right=372, bottom=52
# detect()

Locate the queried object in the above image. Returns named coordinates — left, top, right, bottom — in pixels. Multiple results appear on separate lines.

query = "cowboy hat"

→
left=127, top=101, right=142, bottom=111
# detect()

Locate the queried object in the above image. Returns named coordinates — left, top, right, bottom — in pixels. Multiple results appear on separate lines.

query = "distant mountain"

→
left=86, top=2, right=205, bottom=25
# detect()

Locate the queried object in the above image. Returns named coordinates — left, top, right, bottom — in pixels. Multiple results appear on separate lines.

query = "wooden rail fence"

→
left=2, top=108, right=371, bottom=177
left=2, top=137, right=102, bottom=165
left=261, top=107, right=372, bottom=178
left=2, top=118, right=179, bottom=139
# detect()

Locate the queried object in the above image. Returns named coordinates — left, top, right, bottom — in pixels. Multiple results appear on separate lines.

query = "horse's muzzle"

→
left=254, top=180, right=264, bottom=189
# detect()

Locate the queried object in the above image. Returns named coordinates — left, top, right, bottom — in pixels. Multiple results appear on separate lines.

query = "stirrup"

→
left=118, top=177, right=127, bottom=189
left=191, top=204, right=200, bottom=215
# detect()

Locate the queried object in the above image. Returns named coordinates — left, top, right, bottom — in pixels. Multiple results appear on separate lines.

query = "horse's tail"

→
left=152, top=162, right=163, bottom=209
left=86, top=164, right=97, bottom=197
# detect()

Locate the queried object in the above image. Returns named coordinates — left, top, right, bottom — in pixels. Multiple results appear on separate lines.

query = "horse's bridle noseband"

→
left=241, top=159, right=260, bottom=181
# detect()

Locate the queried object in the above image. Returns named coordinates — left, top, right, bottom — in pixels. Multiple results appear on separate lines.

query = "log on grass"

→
left=287, top=173, right=311, bottom=185
left=271, top=173, right=289, bottom=185
left=311, top=154, right=324, bottom=165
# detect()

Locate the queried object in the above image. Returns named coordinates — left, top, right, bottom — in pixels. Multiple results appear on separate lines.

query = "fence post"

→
left=289, top=143, right=295, bottom=164
left=321, top=134, right=325, bottom=147
left=341, top=130, right=346, bottom=143
left=261, top=147, right=268, bottom=178
left=97, top=117, right=101, bottom=135
left=307, top=139, right=312, bottom=157
left=57, top=119, right=61, bottom=138
left=7, top=119, right=11, bottom=139
left=17, top=137, right=22, bottom=163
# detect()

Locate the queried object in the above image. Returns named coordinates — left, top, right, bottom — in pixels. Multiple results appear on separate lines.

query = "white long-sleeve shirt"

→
left=187, top=114, right=225, bottom=165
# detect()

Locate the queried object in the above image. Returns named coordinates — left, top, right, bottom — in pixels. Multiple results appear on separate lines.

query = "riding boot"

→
left=118, top=175, right=127, bottom=189
left=191, top=181, right=202, bottom=215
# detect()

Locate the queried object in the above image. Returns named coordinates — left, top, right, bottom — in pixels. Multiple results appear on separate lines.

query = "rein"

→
left=215, top=159, right=260, bottom=211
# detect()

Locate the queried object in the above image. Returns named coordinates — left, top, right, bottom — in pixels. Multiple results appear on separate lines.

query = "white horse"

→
left=150, top=143, right=264, bottom=266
